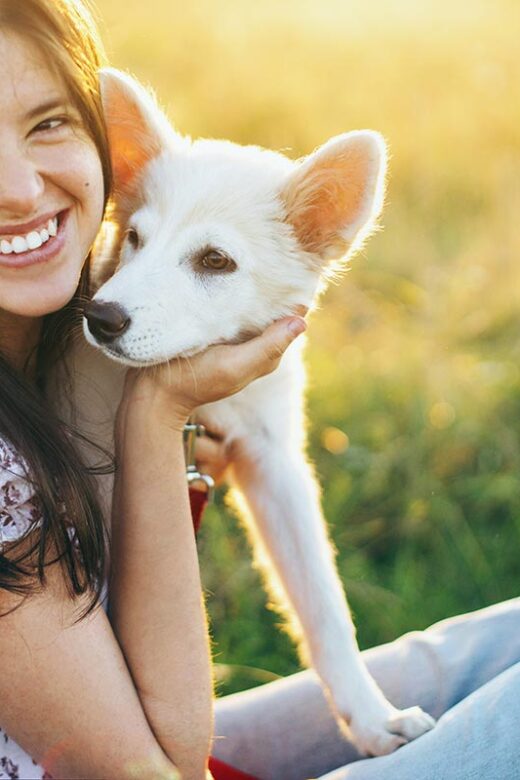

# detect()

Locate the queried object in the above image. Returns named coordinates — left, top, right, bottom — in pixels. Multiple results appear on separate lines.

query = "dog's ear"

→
left=99, top=68, right=175, bottom=193
left=282, top=131, right=387, bottom=263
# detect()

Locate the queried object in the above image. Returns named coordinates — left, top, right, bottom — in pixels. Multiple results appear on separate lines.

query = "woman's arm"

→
left=107, top=316, right=307, bottom=779
left=109, top=394, right=213, bottom=780
left=0, top=553, right=179, bottom=780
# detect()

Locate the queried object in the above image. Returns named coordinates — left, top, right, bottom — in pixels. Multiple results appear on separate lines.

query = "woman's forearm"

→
left=108, top=390, right=213, bottom=780
left=106, top=319, right=305, bottom=778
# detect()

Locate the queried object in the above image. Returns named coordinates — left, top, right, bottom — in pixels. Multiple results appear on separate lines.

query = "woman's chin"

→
left=33, top=291, right=80, bottom=317
left=5, top=277, right=83, bottom=319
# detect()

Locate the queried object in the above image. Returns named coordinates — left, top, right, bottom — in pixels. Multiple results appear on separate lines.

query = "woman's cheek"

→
left=78, top=147, right=106, bottom=245
left=38, top=136, right=105, bottom=233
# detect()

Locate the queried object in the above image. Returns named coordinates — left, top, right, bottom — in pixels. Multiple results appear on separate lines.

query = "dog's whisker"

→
left=184, top=354, right=198, bottom=398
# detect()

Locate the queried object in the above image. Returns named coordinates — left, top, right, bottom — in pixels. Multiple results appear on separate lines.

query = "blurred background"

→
left=95, top=0, right=520, bottom=694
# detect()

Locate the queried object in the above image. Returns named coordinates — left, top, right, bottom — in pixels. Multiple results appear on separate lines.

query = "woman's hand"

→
left=193, top=429, right=230, bottom=487
left=120, top=315, right=307, bottom=433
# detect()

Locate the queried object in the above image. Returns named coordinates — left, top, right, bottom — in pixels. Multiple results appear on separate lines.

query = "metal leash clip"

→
left=183, top=422, right=215, bottom=503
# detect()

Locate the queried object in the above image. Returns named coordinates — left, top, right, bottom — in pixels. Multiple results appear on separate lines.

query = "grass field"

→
left=95, top=0, right=520, bottom=693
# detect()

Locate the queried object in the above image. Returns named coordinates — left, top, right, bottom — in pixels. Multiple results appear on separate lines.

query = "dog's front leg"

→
left=230, top=441, right=435, bottom=756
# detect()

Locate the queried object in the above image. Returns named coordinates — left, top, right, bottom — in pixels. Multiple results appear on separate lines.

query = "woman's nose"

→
left=0, top=144, right=45, bottom=217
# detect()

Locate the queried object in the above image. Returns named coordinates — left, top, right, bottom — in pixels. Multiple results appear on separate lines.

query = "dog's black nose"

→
left=83, top=301, right=131, bottom=344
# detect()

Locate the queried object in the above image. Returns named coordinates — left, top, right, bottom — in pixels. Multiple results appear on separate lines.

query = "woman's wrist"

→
left=118, top=371, right=193, bottom=434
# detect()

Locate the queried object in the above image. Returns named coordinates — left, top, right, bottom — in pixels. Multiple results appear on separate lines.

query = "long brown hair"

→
left=0, top=0, right=113, bottom=617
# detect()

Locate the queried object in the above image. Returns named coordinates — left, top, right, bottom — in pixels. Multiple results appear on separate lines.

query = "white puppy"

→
left=67, top=69, right=435, bottom=756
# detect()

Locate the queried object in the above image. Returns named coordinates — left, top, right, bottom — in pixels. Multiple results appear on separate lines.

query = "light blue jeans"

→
left=213, top=599, right=520, bottom=779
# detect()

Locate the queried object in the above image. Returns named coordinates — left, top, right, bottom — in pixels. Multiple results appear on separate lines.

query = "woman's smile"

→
left=0, top=209, right=69, bottom=269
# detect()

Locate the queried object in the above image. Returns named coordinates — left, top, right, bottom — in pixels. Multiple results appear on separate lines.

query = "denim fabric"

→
left=213, top=599, right=520, bottom=780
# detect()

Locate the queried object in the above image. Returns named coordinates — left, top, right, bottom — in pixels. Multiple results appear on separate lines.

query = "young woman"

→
left=1, top=3, right=519, bottom=780
left=0, top=1, right=305, bottom=778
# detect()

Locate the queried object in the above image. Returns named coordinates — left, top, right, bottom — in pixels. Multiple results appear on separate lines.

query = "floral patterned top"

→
left=0, top=437, right=53, bottom=779
left=0, top=437, right=43, bottom=550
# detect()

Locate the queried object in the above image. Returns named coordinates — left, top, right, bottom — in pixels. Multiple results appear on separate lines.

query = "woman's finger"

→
left=194, top=434, right=226, bottom=463
left=226, top=316, right=307, bottom=383
left=194, top=434, right=231, bottom=484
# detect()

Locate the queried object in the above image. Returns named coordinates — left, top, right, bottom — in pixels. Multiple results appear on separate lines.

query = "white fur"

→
left=58, top=69, right=435, bottom=756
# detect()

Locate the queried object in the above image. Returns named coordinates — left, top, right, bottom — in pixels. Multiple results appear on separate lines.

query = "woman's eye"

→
left=200, top=250, right=236, bottom=272
left=33, top=117, right=68, bottom=134
left=125, top=227, right=140, bottom=250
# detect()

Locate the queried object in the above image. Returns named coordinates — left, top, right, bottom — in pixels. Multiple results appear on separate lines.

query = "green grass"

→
left=95, top=0, right=520, bottom=694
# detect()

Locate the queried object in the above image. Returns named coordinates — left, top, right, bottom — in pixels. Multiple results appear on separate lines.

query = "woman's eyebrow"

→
left=25, top=97, right=69, bottom=121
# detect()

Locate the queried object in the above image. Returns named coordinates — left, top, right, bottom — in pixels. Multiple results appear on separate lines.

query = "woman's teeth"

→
left=0, top=216, right=58, bottom=255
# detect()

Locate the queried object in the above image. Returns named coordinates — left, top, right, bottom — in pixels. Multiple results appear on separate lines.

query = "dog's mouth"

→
left=93, top=323, right=267, bottom=368
left=97, top=340, right=211, bottom=368
left=97, top=342, right=134, bottom=364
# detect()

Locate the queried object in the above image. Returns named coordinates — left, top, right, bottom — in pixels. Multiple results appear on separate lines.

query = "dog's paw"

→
left=348, top=704, right=436, bottom=757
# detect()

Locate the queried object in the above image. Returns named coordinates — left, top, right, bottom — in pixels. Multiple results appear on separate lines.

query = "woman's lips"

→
left=0, top=210, right=70, bottom=270
left=0, top=209, right=61, bottom=236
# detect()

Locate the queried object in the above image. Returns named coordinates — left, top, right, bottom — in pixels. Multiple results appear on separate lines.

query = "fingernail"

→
left=287, top=317, right=307, bottom=337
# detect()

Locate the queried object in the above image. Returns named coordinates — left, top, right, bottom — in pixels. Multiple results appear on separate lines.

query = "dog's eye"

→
left=200, top=250, right=236, bottom=272
left=125, top=227, right=140, bottom=250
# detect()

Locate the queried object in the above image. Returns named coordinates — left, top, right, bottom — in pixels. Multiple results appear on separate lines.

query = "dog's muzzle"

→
left=83, top=300, right=131, bottom=344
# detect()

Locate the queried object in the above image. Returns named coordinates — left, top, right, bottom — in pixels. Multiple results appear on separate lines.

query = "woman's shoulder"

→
left=0, top=437, right=43, bottom=549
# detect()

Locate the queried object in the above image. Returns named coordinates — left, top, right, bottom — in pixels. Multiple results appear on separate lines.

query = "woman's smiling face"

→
left=0, top=31, right=105, bottom=320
